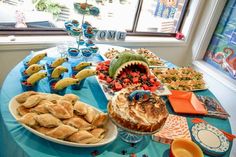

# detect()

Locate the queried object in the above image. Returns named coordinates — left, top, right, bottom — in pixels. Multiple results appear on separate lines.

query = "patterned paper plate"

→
left=191, top=123, right=230, bottom=156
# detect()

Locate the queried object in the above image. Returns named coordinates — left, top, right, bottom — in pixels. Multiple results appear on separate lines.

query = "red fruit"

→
left=123, top=78, right=130, bottom=83
left=130, top=72, right=139, bottom=77
left=106, top=77, right=113, bottom=83
left=149, top=75, right=156, bottom=79
left=114, top=82, right=123, bottom=90
left=150, top=78, right=156, bottom=84
left=132, top=77, right=139, bottom=84
left=98, top=73, right=106, bottom=80
left=141, top=75, right=147, bottom=81
left=104, top=60, right=110, bottom=65
left=149, top=86, right=157, bottom=92
left=142, top=84, right=149, bottom=90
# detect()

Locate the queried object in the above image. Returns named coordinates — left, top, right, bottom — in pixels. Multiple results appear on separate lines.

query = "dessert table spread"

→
left=0, top=44, right=233, bottom=157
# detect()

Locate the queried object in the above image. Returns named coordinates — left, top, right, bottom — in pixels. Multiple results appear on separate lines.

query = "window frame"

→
left=0, top=0, right=189, bottom=36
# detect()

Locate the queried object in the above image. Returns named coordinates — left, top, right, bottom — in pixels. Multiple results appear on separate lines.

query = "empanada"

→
left=46, top=124, right=77, bottom=139
left=84, top=107, right=97, bottom=123
left=17, top=105, right=30, bottom=116
left=30, top=100, right=52, bottom=114
left=18, top=112, right=38, bottom=127
left=90, top=128, right=106, bottom=139
left=35, top=113, right=61, bottom=128
left=15, top=91, right=37, bottom=103
left=22, top=95, right=43, bottom=108
left=67, top=130, right=93, bottom=143
left=61, top=94, right=79, bottom=105
left=46, top=103, right=72, bottom=119
left=74, top=101, right=88, bottom=115
left=58, top=100, right=73, bottom=118
left=34, top=126, right=54, bottom=134
left=64, top=117, right=93, bottom=130
left=46, top=94, right=62, bottom=103
left=92, top=114, right=108, bottom=127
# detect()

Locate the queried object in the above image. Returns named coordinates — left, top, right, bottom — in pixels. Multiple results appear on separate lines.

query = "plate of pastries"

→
left=9, top=91, right=118, bottom=147
left=152, top=67, right=206, bottom=91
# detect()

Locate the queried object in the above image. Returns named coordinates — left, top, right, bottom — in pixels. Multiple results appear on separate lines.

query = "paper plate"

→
left=191, top=123, right=230, bottom=156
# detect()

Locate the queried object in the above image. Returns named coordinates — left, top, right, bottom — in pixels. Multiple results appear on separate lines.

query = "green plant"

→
left=34, top=0, right=63, bottom=18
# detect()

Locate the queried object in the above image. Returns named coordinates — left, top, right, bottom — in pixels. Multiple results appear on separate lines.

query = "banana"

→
left=24, top=64, right=45, bottom=76
left=27, top=52, right=47, bottom=66
left=74, top=69, right=97, bottom=81
left=54, top=78, right=80, bottom=90
left=26, top=72, right=47, bottom=85
left=74, top=62, right=92, bottom=71
left=51, top=57, right=68, bottom=68
left=51, top=66, right=68, bottom=78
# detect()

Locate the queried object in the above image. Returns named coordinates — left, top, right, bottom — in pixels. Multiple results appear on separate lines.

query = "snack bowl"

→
left=68, top=48, right=80, bottom=57
left=170, top=138, right=204, bottom=157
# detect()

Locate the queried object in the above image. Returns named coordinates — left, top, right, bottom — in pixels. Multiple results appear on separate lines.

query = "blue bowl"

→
left=81, top=48, right=92, bottom=57
left=71, top=79, right=86, bottom=90
left=49, top=79, right=66, bottom=95
left=68, top=48, right=80, bottom=57
left=85, top=40, right=95, bottom=47
left=76, top=39, right=85, bottom=45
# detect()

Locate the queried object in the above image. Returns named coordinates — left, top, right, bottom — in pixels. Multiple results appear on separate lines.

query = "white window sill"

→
left=193, top=60, right=236, bottom=92
left=0, top=35, right=186, bottom=51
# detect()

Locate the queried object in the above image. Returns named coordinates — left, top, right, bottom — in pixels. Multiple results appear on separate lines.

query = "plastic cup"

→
left=71, top=79, right=86, bottom=90
left=49, top=79, right=66, bottom=95
left=20, top=78, right=38, bottom=92
left=68, top=48, right=80, bottom=57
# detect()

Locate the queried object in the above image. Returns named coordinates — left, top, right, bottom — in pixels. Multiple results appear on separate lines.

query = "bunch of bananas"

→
left=24, top=64, right=45, bottom=76
left=26, top=52, right=47, bottom=66
left=53, top=78, right=80, bottom=90
left=74, top=69, right=97, bottom=81
left=51, top=66, right=68, bottom=79
left=26, top=72, right=47, bottom=85
left=73, top=62, right=92, bottom=71
left=51, top=57, right=68, bottom=68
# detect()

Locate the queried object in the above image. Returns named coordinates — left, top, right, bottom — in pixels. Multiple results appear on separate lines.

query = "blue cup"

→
left=81, top=48, right=92, bottom=57
left=20, top=78, right=38, bottom=92
left=71, top=79, right=86, bottom=90
left=49, top=79, right=66, bottom=95
left=85, top=39, right=95, bottom=47
left=20, top=67, right=30, bottom=80
left=46, top=63, right=55, bottom=75
left=68, top=48, right=80, bottom=57
left=47, top=74, right=63, bottom=82
left=76, top=39, right=85, bottom=45
left=89, top=46, right=99, bottom=54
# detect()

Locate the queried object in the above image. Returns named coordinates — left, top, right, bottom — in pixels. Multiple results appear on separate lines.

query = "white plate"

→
left=9, top=95, right=118, bottom=147
left=191, top=123, right=230, bottom=156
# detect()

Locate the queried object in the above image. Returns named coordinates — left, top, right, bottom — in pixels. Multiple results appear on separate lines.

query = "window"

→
left=0, top=0, right=189, bottom=36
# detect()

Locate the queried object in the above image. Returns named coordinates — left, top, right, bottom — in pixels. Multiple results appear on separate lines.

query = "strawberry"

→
left=98, top=73, right=106, bottom=80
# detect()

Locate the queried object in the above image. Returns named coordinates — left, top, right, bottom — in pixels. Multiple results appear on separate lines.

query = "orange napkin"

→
left=168, top=90, right=207, bottom=115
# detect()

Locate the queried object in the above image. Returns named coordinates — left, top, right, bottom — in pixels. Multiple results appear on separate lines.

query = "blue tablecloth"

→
left=0, top=46, right=233, bottom=157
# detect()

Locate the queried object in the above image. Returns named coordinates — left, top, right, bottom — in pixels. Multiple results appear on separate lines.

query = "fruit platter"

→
left=152, top=67, right=207, bottom=91
left=96, top=51, right=171, bottom=100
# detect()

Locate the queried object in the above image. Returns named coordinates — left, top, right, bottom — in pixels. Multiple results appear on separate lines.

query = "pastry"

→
left=84, top=107, right=97, bottom=123
left=46, top=101, right=73, bottom=119
left=67, top=130, right=94, bottom=143
left=58, top=100, right=73, bottom=118
left=74, top=101, right=88, bottom=115
left=35, top=113, right=61, bottom=128
left=61, top=94, right=79, bottom=105
left=45, top=94, right=62, bottom=103
left=92, top=114, right=108, bottom=127
left=90, top=128, right=105, bottom=138
left=15, top=91, right=37, bottom=103
left=46, top=124, right=77, bottom=139
left=79, top=137, right=101, bottom=144
left=34, top=126, right=54, bottom=134
left=22, top=95, right=43, bottom=108
left=18, top=112, right=38, bottom=127
left=108, top=86, right=168, bottom=132
left=29, top=100, right=52, bottom=114
left=17, top=105, right=30, bottom=116
left=63, top=117, right=93, bottom=130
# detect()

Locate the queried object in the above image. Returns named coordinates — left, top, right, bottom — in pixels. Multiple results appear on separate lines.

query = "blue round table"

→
left=0, top=45, right=233, bottom=157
